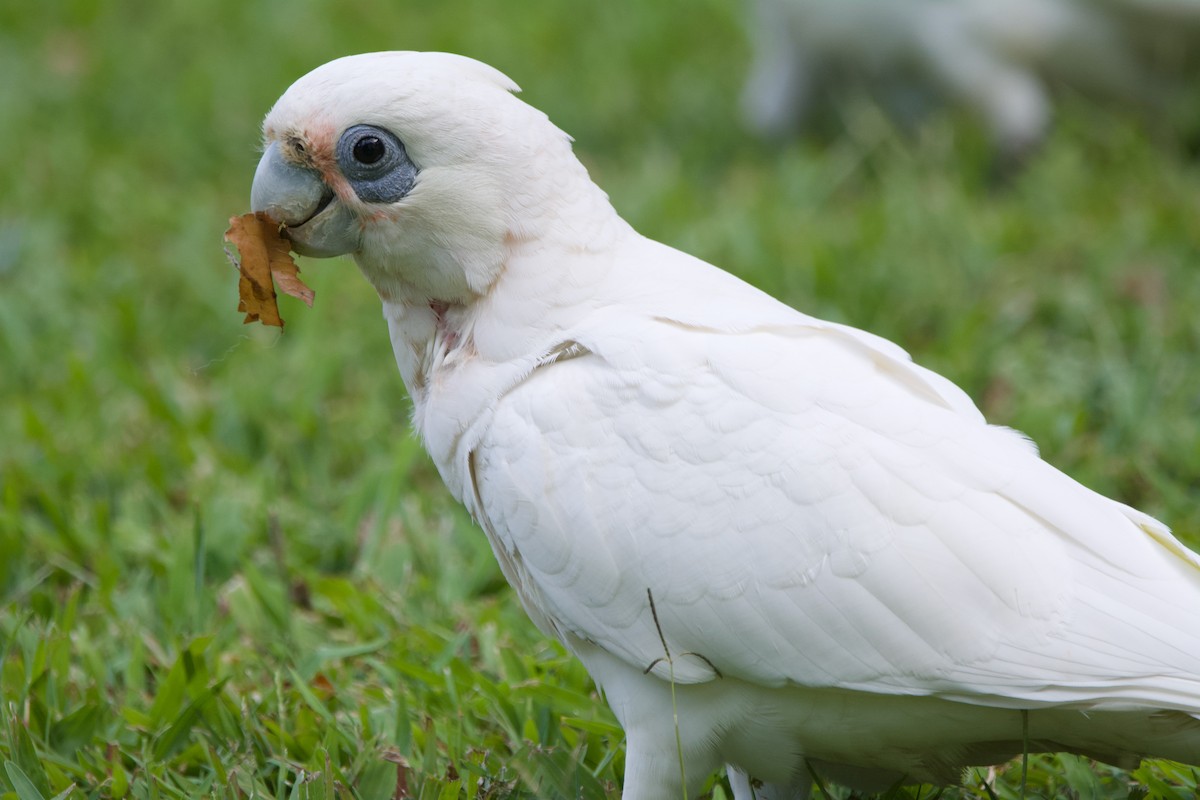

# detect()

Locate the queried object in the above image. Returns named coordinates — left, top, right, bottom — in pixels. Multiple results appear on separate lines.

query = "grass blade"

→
left=5, top=761, right=48, bottom=800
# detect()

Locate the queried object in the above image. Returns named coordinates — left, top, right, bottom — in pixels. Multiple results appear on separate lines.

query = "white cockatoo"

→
left=742, top=0, right=1200, bottom=161
left=248, top=52, right=1200, bottom=798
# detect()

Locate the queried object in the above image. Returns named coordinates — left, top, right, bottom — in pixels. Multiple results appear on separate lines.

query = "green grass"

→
left=2, top=1, right=1199, bottom=798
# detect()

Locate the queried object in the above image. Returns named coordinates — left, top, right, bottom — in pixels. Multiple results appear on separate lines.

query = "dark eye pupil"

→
left=353, top=136, right=385, bottom=165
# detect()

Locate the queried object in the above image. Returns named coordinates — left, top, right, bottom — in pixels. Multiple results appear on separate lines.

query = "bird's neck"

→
left=366, top=134, right=634, bottom=421
left=377, top=205, right=630, bottom=400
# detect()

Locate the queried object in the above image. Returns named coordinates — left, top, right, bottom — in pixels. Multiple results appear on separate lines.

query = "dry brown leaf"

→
left=224, top=212, right=279, bottom=326
left=310, top=672, right=335, bottom=698
left=223, top=212, right=314, bottom=328
left=381, top=749, right=411, bottom=800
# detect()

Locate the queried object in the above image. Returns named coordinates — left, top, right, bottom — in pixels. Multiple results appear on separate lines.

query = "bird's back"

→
left=453, top=234, right=1200, bottom=786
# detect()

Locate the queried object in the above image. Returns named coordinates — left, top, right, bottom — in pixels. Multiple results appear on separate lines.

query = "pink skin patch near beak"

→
left=303, top=125, right=358, bottom=211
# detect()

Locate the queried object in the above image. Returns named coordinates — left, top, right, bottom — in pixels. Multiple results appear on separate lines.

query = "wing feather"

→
left=467, top=310, right=1200, bottom=710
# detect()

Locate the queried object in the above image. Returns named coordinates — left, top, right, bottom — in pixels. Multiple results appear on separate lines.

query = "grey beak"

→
left=250, top=142, right=361, bottom=258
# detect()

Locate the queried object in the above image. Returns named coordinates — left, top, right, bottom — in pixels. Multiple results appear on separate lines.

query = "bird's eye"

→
left=335, top=124, right=418, bottom=204
left=353, top=135, right=386, bottom=165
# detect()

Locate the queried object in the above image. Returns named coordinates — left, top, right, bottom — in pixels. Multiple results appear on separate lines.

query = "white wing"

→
left=464, top=241, right=1200, bottom=713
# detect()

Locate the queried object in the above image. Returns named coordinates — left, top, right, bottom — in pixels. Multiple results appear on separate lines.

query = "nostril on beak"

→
left=250, top=141, right=331, bottom=227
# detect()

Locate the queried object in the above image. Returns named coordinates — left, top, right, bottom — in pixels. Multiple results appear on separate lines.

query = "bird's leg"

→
left=914, top=22, right=1049, bottom=169
left=1020, top=709, right=1029, bottom=800
left=741, top=0, right=813, bottom=139
left=620, top=733, right=711, bottom=800
left=727, top=764, right=813, bottom=800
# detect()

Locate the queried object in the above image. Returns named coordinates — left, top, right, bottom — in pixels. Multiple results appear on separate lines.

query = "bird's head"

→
left=251, top=52, right=604, bottom=303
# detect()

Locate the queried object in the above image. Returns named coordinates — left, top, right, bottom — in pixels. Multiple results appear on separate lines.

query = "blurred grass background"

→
left=1, top=1, right=1198, bottom=798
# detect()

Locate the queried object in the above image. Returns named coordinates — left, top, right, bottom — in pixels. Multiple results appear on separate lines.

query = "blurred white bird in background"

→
left=742, top=0, right=1200, bottom=162
left=248, top=52, right=1200, bottom=799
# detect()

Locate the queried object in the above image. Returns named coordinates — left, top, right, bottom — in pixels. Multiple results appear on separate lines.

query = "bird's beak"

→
left=250, top=142, right=361, bottom=258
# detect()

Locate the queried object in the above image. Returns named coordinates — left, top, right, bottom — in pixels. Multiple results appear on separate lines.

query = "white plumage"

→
left=742, top=0, right=1200, bottom=160
left=249, top=52, right=1200, bottom=798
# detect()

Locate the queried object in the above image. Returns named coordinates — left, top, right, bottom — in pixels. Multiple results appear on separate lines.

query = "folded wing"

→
left=467, top=298, right=1200, bottom=713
